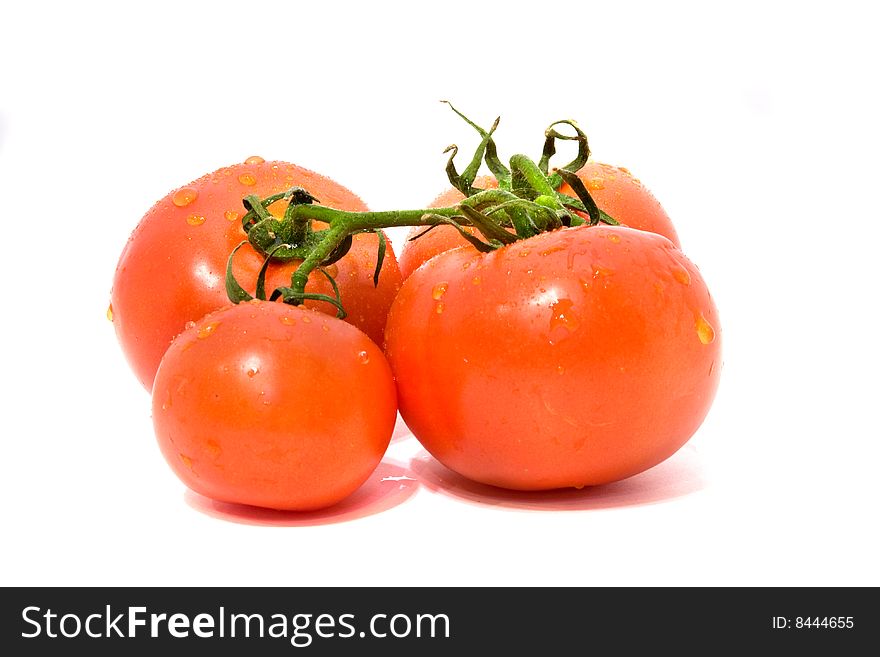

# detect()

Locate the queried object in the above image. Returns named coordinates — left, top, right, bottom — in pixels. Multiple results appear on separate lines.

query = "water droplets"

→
left=435, top=302, right=445, bottom=314
left=197, top=322, right=220, bottom=339
left=586, top=177, right=605, bottom=191
left=673, top=268, right=691, bottom=285
left=224, top=210, right=240, bottom=222
left=172, top=187, right=198, bottom=207
left=238, top=172, right=257, bottom=186
left=607, top=233, right=621, bottom=244
left=279, top=315, right=295, bottom=325
left=540, top=244, right=567, bottom=256
left=246, top=367, right=259, bottom=378
left=431, top=282, right=448, bottom=300
left=357, top=350, right=370, bottom=365
left=471, top=276, right=482, bottom=286
left=179, top=454, right=193, bottom=470
left=695, top=313, right=716, bottom=345
left=244, top=155, right=265, bottom=165
left=186, top=213, right=207, bottom=226
left=549, top=298, right=580, bottom=344
left=106, top=303, right=113, bottom=322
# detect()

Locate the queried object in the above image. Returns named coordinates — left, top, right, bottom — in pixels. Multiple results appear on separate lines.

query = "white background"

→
left=2, top=1, right=878, bottom=586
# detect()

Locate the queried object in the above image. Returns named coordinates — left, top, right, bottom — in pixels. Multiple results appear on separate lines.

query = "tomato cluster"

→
left=111, top=117, right=721, bottom=512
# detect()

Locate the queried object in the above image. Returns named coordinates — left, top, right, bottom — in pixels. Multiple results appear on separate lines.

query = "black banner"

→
left=1, top=587, right=873, bottom=654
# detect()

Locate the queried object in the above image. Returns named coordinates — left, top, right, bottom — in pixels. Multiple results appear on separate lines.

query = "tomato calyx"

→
left=224, top=104, right=621, bottom=317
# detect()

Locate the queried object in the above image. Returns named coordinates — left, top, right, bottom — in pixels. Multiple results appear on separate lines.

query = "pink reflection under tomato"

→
left=409, top=443, right=705, bottom=510
left=185, top=458, right=419, bottom=526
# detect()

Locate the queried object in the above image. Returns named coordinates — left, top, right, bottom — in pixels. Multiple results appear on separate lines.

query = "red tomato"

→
left=385, top=225, right=720, bottom=490
left=152, top=301, right=397, bottom=511
left=398, top=164, right=680, bottom=279
left=111, top=158, right=402, bottom=390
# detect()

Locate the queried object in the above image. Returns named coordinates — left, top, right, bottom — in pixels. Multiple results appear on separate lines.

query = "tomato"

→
left=385, top=225, right=720, bottom=490
left=111, top=158, right=402, bottom=390
left=152, top=301, right=397, bottom=511
left=398, top=164, right=680, bottom=279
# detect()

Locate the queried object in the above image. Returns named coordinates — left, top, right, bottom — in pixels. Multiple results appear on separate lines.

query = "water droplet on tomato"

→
left=432, top=282, right=448, bottom=300
left=279, top=315, right=295, bottom=325
left=472, top=276, right=482, bottom=286
left=322, top=324, right=329, bottom=332
left=224, top=210, right=240, bottom=222
left=185, top=320, right=196, bottom=330
left=179, top=454, right=193, bottom=470
left=172, top=187, right=198, bottom=207
left=324, top=263, right=339, bottom=278
left=435, top=302, right=445, bottom=314
left=301, top=315, right=312, bottom=324
left=238, top=172, right=257, bottom=186
left=519, top=249, right=530, bottom=257
left=186, top=213, right=206, bottom=226
left=557, top=365, right=566, bottom=375
left=197, top=322, right=219, bottom=339
left=244, top=155, right=265, bottom=165
left=618, top=166, right=631, bottom=175
left=549, top=298, right=580, bottom=344
left=206, top=440, right=222, bottom=458
left=358, top=350, right=370, bottom=365
left=106, top=303, right=113, bottom=322
left=592, top=265, right=613, bottom=278
left=540, top=244, right=567, bottom=256
left=695, top=313, right=716, bottom=345
left=673, top=268, right=691, bottom=285
left=607, top=233, right=621, bottom=244
left=586, top=177, right=605, bottom=190
left=246, top=367, right=258, bottom=377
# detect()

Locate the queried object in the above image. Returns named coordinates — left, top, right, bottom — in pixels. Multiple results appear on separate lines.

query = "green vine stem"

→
left=225, top=105, right=621, bottom=316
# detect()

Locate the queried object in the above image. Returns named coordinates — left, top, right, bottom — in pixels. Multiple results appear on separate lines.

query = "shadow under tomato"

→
left=409, top=443, right=705, bottom=511
left=184, top=459, right=419, bottom=526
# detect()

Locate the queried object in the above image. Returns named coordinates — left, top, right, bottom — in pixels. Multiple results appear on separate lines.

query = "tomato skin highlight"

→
left=398, top=164, right=680, bottom=279
left=152, top=302, right=397, bottom=511
left=385, top=225, right=720, bottom=490
left=112, top=159, right=402, bottom=390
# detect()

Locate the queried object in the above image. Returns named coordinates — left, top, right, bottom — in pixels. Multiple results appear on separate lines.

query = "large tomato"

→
left=111, top=158, right=402, bottom=390
left=398, top=163, right=680, bottom=279
left=385, top=225, right=720, bottom=490
left=152, top=301, right=397, bottom=511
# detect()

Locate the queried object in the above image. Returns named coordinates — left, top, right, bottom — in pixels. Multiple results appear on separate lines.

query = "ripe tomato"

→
left=385, top=225, right=720, bottom=490
left=398, top=164, right=680, bottom=279
left=111, top=158, right=402, bottom=390
left=152, top=301, right=397, bottom=511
